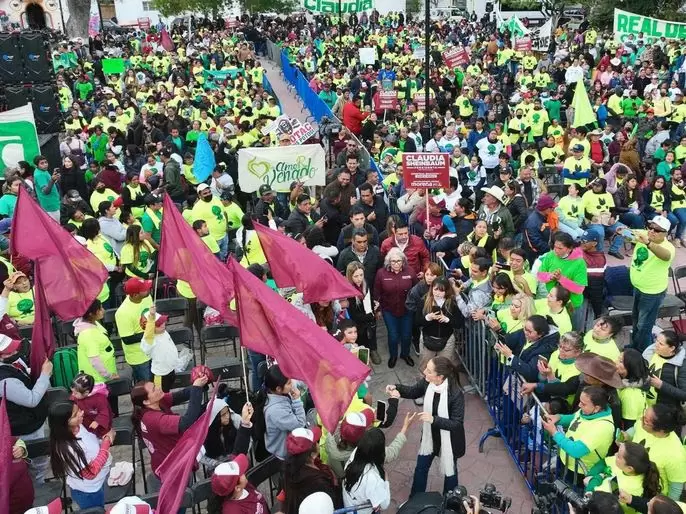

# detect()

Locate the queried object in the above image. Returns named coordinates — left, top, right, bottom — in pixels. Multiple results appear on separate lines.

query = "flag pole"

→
left=240, top=345, right=250, bottom=404
left=153, top=269, right=160, bottom=303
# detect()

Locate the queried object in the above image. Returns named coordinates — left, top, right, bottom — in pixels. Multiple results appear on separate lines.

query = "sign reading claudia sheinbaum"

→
left=238, top=144, right=326, bottom=193
left=403, top=153, right=450, bottom=189
left=614, top=8, right=686, bottom=41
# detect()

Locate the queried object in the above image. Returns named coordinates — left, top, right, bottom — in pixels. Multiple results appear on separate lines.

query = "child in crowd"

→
left=521, top=397, right=568, bottom=451
left=140, top=305, right=179, bottom=392
left=70, top=373, right=114, bottom=438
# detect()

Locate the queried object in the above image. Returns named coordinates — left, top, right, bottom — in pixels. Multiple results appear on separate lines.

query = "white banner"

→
left=238, top=144, right=327, bottom=193
left=359, top=47, right=376, bottom=65
left=614, top=8, right=686, bottom=42
left=531, top=19, right=552, bottom=51
left=261, top=115, right=317, bottom=145
left=0, top=104, right=40, bottom=169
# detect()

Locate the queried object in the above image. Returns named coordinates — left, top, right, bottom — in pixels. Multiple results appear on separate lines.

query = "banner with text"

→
left=614, top=8, right=686, bottom=42
left=238, top=144, right=326, bottom=193
left=442, top=47, right=470, bottom=69
left=302, top=0, right=373, bottom=13
left=377, top=91, right=398, bottom=110
left=403, top=153, right=450, bottom=189
left=261, top=115, right=317, bottom=145
left=531, top=19, right=552, bottom=51
left=515, top=37, right=532, bottom=51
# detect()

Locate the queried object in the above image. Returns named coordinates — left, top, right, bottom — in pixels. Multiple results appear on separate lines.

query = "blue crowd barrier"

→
left=262, top=73, right=282, bottom=114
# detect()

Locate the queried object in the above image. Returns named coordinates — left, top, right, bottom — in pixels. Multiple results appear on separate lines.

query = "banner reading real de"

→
left=613, top=8, right=686, bottom=43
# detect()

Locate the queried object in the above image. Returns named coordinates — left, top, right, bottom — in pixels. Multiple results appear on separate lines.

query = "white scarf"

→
left=420, top=379, right=455, bottom=477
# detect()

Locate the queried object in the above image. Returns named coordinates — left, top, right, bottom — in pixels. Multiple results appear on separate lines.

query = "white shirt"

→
left=565, top=66, right=583, bottom=85
left=67, top=425, right=112, bottom=493
left=211, top=172, right=234, bottom=197
left=476, top=138, right=503, bottom=169
left=342, top=450, right=391, bottom=514
left=141, top=331, right=179, bottom=376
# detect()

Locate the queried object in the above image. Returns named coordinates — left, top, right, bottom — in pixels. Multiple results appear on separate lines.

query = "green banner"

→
left=202, top=68, right=245, bottom=81
left=303, top=0, right=373, bottom=13
left=102, top=58, right=126, bottom=75
left=614, top=8, right=686, bottom=42
left=53, top=51, right=78, bottom=72
left=0, top=104, right=40, bottom=170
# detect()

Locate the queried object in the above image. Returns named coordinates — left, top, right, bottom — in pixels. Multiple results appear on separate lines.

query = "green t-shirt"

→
left=631, top=422, right=686, bottom=494
left=34, top=169, right=60, bottom=212
left=630, top=232, right=675, bottom=294
left=544, top=99, right=561, bottom=122
left=0, top=193, right=17, bottom=218
left=583, top=331, right=620, bottom=361
left=114, top=296, right=152, bottom=365
left=141, top=209, right=162, bottom=244
left=77, top=322, right=117, bottom=383
left=538, top=250, right=588, bottom=308
left=75, top=81, right=94, bottom=101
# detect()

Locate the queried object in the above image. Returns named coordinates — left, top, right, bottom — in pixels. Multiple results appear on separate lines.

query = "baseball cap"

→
left=340, top=410, right=375, bottom=444
left=286, top=427, right=322, bottom=455
left=24, top=498, right=63, bottom=514
left=197, top=183, right=210, bottom=193
left=580, top=230, right=602, bottom=245
left=113, top=197, right=124, bottom=209
left=258, top=184, right=276, bottom=196
left=123, top=278, right=153, bottom=296
left=536, top=194, right=557, bottom=211
left=571, top=144, right=584, bottom=153
left=649, top=215, right=671, bottom=232
left=211, top=454, right=249, bottom=497
left=139, top=308, right=169, bottom=330
left=299, top=492, right=334, bottom=514
left=0, top=334, right=21, bottom=357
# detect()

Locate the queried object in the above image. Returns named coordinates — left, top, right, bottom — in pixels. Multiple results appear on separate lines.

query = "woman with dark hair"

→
left=283, top=427, right=341, bottom=513
left=643, top=175, right=677, bottom=232
left=416, top=276, right=461, bottom=371
left=616, top=349, right=650, bottom=429
left=536, top=284, right=572, bottom=335
left=613, top=173, right=645, bottom=229
left=345, top=261, right=379, bottom=363
left=59, top=155, right=88, bottom=201
left=303, top=225, right=338, bottom=262
left=81, top=217, right=118, bottom=305
left=237, top=215, right=268, bottom=267
left=120, top=173, right=149, bottom=219
left=17, top=160, right=35, bottom=192
left=201, top=392, right=254, bottom=470
left=342, top=428, right=390, bottom=514
left=386, top=356, right=465, bottom=496
left=642, top=330, right=686, bottom=408
left=130, top=372, right=208, bottom=478
left=503, top=179, right=528, bottom=233
left=123, top=144, right=146, bottom=176
left=74, top=299, right=117, bottom=384
left=48, top=401, right=115, bottom=509
left=120, top=224, right=156, bottom=279
left=207, top=454, right=271, bottom=514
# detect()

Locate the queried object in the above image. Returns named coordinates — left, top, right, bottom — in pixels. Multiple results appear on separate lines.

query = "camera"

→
left=533, top=477, right=589, bottom=514
left=479, top=484, right=512, bottom=512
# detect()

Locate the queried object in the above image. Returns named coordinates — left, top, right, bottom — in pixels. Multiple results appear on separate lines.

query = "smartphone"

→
left=437, top=256, right=450, bottom=271
left=610, top=476, right=620, bottom=496
left=495, top=262, right=511, bottom=271
left=538, top=355, right=549, bottom=364
left=375, top=400, right=387, bottom=423
left=357, top=347, right=370, bottom=365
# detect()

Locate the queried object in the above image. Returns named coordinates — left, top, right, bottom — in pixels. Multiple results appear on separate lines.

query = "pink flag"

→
left=160, top=28, right=175, bottom=52
left=0, top=391, right=11, bottom=514
left=253, top=222, right=361, bottom=304
left=158, top=195, right=237, bottom=324
left=157, top=388, right=216, bottom=513
left=30, top=263, right=56, bottom=379
left=228, top=259, right=370, bottom=432
left=11, top=188, right=108, bottom=320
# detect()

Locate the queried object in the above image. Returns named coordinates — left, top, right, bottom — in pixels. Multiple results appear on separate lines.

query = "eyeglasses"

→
left=648, top=226, right=666, bottom=233
left=390, top=259, right=403, bottom=263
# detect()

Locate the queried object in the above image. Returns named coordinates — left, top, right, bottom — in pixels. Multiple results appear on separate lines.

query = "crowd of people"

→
left=1, top=6, right=686, bottom=514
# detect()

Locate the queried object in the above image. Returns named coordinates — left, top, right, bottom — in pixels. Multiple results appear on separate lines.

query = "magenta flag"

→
left=11, top=188, right=108, bottom=320
left=157, top=388, right=216, bottom=513
left=30, top=263, right=56, bottom=379
left=160, top=29, right=175, bottom=52
left=228, top=259, right=370, bottom=432
left=158, top=194, right=237, bottom=325
left=0, top=391, right=11, bottom=514
left=253, top=222, right=361, bottom=304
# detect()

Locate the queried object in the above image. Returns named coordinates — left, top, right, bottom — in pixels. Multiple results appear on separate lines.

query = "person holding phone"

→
left=642, top=330, right=686, bottom=409
left=416, top=277, right=461, bottom=371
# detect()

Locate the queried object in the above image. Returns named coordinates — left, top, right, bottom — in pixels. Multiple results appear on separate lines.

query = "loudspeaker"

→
left=39, top=133, right=61, bottom=171
left=31, top=83, right=60, bottom=134
left=0, top=33, right=22, bottom=83
left=4, top=84, right=30, bottom=109
left=485, top=2, right=494, bottom=11
left=20, top=32, right=51, bottom=82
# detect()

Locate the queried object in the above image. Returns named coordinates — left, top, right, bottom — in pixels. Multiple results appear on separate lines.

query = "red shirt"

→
left=380, top=235, right=430, bottom=276
left=221, top=484, right=271, bottom=514
left=140, top=393, right=180, bottom=474
left=373, top=266, right=418, bottom=316
left=342, top=102, right=369, bottom=135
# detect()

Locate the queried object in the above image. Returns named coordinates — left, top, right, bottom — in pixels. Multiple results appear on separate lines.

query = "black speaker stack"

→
left=0, top=31, right=62, bottom=134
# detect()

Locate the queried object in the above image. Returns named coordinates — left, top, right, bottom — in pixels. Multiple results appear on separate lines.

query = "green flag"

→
left=202, top=68, right=244, bottom=81
left=500, top=16, right=528, bottom=39
left=102, top=58, right=126, bottom=75
left=572, top=81, right=597, bottom=128
left=0, top=104, right=40, bottom=169
left=52, top=51, right=78, bottom=72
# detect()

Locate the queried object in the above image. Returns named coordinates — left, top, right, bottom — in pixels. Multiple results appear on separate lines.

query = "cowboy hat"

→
left=575, top=352, right=623, bottom=389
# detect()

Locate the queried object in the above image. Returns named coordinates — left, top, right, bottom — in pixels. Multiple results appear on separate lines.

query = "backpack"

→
left=52, top=347, right=79, bottom=388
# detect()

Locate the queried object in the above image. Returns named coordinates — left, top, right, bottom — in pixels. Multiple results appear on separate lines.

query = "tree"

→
left=580, top=0, right=686, bottom=29
left=153, top=0, right=226, bottom=17
left=235, top=0, right=297, bottom=13
left=539, top=0, right=567, bottom=30
left=406, top=0, right=421, bottom=15
left=65, top=0, right=92, bottom=41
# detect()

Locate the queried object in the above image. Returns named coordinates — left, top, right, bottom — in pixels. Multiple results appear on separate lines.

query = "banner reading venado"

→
left=0, top=104, right=40, bottom=170
left=302, top=0, right=373, bottom=13
left=238, top=144, right=326, bottom=193
left=614, top=8, right=686, bottom=42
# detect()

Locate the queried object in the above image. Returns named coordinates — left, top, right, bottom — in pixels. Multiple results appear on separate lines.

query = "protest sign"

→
left=303, top=0, right=373, bottom=13
left=0, top=104, right=40, bottom=169
left=515, top=37, right=532, bottom=51
left=402, top=153, right=450, bottom=189
left=238, top=144, right=326, bottom=193
left=137, top=17, right=151, bottom=29
left=531, top=19, right=552, bottom=51
left=359, top=47, right=376, bottom=65
left=412, top=47, right=426, bottom=60
left=225, top=18, right=239, bottom=29
left=442, top=47, right=469, bottom=69
left=413, top=91, right=435, bottom=110
left=202, top=68, right=244, bottom=81
left=102, top=58, right=125, bottom=75
left=261, top=115, right=317, bottom=145
left=377, top=91, right=398, bottom=110
left=614, top=8, right=686, bottom=42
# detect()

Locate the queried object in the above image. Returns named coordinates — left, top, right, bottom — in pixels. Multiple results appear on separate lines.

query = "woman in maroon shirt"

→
left=374, top=247, right=418, bottom=369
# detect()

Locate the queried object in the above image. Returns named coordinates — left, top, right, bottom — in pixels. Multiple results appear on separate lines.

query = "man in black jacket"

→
left=356, top=182, right=389, bottom=234
left=319, top=186, right=345, bottom=246
left=284, top=193, right=322, bottom=236
left=337, top=206, right=380, bottom=250
left=336, top=228, right=382, bottom=290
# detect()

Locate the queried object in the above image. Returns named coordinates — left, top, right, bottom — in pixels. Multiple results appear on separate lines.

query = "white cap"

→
left=197, top=183, right=210, bottom=192
left=650, top=215, right=671, bottom=233
left=299, top=492, right=334, bottom=514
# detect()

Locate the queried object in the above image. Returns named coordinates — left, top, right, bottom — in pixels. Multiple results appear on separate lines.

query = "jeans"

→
left=586, top=222, right=626, bottom=253
left=217, top=234, right=229, bottom=262
left=632, top=289, right=666, bottom=351
left=557, top=222, right=585, bottom=240
left=571, top=299, right=588, bottom=332
left=673, top=208, right=686, bottom=239
left=619, top=212, right=645, bottom=229
left=410, top=453, right=458, bottom=497
left=71, top=484, right=105, bottom=509
left=382, top=310, right=412, bottom=358
left=248, top=349, right=266, bottom=392
left=130, top=360, right=152, bottom=383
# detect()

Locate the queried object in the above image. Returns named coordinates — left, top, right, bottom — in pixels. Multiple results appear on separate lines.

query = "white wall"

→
left=113, top=0, right=163, bottom=26
left=374, top=0, right=407, bottom=15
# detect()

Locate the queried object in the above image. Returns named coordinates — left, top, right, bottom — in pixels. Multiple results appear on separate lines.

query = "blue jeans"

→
left=410, top=453, right=458, bottom=497
left=632, top=289, right=666, bottom=351
left=130, top=360, right=152, bottom=383
left=557, top=222, right=585, bottom=240
left=71, top=484, right=105, bottom=509
left=586, top=222, right=626, bottom=253
left=673, top=208, right=686, bottom=239
left=619, top=212, right=645, bottom=229
left=382, top=311, right=412, bottom=358
left=217, top=234, right=229, bottom=262
left=248, top=349, right=266, bottom=392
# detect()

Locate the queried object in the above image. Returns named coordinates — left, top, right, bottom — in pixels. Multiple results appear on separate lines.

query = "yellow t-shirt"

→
left=114, top=296, right=152, bottom=365
left=77, top=322, right=117, bottom=383
left=630, top=232, right=675, bottom=294
left=191, top=198, right=228, bottom=241
left=535, top=299, right=572, bottom=335
left=120, top=241, right=156, bottom=278
left=631, top=422, right=686, bottom=494
left=7, top=289, right=35, bottom=324
left=583, top=331, right=620, bottom=361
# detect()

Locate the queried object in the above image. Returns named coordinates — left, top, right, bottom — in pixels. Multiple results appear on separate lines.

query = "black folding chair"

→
left=26, top=438, right=67, bottom=506
left=200, top=324, right=239, bottom=364
left=155, top=297, right=189, bottom=321
left=45, top=386, right=70, bottom=404
left=55, top=318, right=77, bottom=347
left=102, top=426, right=137, bottom=502
left=245, top=454, right=282, bottom=503
left=168, top=326, right=196, bottom=366
left=107, top=377, right=132, bottom=426
left=190, top=478, right=212, bottom=512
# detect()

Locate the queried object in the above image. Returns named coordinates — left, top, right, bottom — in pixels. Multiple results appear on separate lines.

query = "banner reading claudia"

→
left=302, top=0, right=373, bottom=13
left=238, top=144, right=326, bottom=193
left=614, top=8, right=686, bottom=42
left=403, top=153, right=450, bottom=189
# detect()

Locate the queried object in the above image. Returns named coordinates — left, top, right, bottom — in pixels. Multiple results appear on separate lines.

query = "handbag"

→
left=423, top=334, right=449, bottom=352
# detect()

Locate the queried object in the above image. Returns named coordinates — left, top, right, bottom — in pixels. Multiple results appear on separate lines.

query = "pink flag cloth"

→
left=156, top=388, right=216, bottom=514
left=11, top=188, right=108, bottom=320
left=228, top=259, right=370, bottom=432
left=158, top=194, right=237, bottom=324
left=30, top=263, right=56, bottom=379
left=160, top=29, right=175, bottom=52
left=0, top=392, right=11, bottom=514
left=253, top=222, right=361, bottom=304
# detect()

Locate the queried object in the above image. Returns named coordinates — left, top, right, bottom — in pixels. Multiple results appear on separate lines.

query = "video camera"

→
left=532, top=477, right=589, bottom=514
left=396, top=484, right=511, bottom=514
